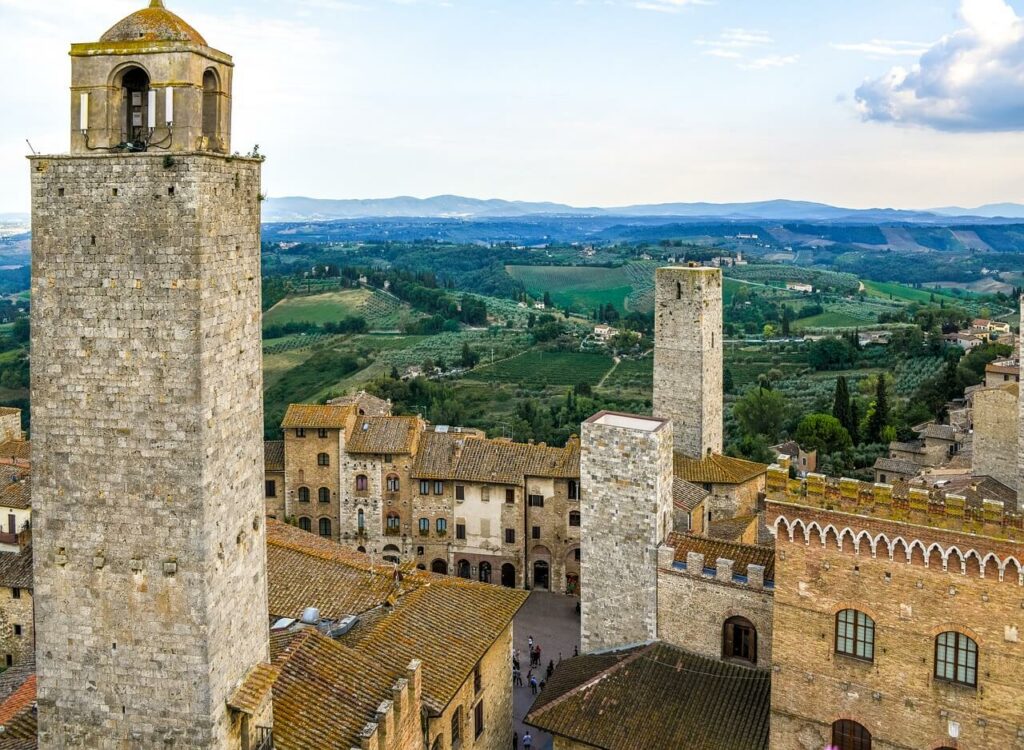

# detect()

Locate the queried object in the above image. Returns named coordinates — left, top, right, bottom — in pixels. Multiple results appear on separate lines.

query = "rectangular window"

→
left=532, top=526, right=541, bottom=540
left=528, top=495, right=544, bottom=508
left=451, top=707, right=462, bottom=748
left=505, top=489, right=515, bottom=504
left=420, top=480, right=430, bottom=496
left=434, top=481, right=444, bottom=495
left=265, top=480, right=277, bottom=498
left=295, top=429, right=306, bottom=438
left=835, top=610, right=875, bottom=662
left=11, top=588, right=19, bottom=600
left=384, top=454, right=393, bottom=463
left=474, top=665, right=482, bottom=694
left=317, top=453, right=330, bottom=466
left=436, top=518, right=448, bottom=534
left=474, top=701, right=484, bottom=739
left=455, top=485, right=465, bottom=501
left=456, top=523, right=466, bottom=540
left=481, top=487, right=490, bottom=502
left=318, top=428, right=328, bottom=438
left=505, top=529, right=516, bottom=544
left=568, top=480, right=579, bottom=500
left=13, top=625, right=21, bottom=637
left=419, top=518, right=430, bottom=535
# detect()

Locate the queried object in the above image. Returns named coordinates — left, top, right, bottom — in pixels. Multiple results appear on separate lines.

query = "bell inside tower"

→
left=120, top=67, right=150, bottom=146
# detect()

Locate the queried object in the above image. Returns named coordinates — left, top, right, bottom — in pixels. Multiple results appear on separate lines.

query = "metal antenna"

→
left=25, top=140, right=37, bottom=155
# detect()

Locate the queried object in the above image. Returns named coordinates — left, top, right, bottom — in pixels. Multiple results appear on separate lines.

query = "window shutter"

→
left=723, top=622, right=734, bottom=658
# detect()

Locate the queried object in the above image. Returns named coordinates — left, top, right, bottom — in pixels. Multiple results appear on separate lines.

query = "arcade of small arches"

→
left=772, top=516, right=1024, bottom=584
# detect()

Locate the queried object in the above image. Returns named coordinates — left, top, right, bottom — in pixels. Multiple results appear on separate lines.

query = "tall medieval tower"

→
left=653, top=266, right=724, bottom=457
left=30, top=3, right=271, bottom=747
left=580, top=412, right=673, bottom=653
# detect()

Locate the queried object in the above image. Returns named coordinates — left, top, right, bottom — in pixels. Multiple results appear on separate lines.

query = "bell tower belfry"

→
left=31, top=3, right=270, bottom=748
left=70, top=0, right=232, bottom=154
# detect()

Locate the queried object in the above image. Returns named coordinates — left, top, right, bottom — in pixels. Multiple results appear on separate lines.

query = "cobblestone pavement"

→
left=512, top=591, right=582, bottom=750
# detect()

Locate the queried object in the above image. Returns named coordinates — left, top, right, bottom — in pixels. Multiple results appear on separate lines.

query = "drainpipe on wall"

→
left=523, top=476, right=530, bottom=590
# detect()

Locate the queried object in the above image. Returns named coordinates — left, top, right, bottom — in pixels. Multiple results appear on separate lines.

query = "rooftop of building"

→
left=525, top=641, right=770, bottom=750
left=707, top=515, right=758, bottom=543
left=326, top=391, right=392, bottom=417
left=99, top=1, right=207, bottom=46
left=265, top=520, right=527, bottom=715
left=873, top=457, right=922, bottom=477
left=0, top=468, right=30, bottom=511
left=771, top=440, right=813, bottom=459
left=909, top=474, right=1017, bottom=508
left=917, top=423, right=959, bottom=442
left=674, top=452, right=767, bottom=486
left=888, top=440, right=927, bottom=455
left=985, top=359, right=1019, bottom=373
left=673, top=478, right=709, bottom=512
left=264, top=441, right=284, bottom=473
left=0, top=551, right=32, bottom=590
left=412, top=431, right=580, bottom=484
left=346, top=416, right=421, bottom=455
left=281, top=403, right=356, bottom=430
left=667, top=532, right=775, bottom=582
left=0, top=659, right=36, bottom=749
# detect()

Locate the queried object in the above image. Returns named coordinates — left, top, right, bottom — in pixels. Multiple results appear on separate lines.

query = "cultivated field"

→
left=263, top=288, right=410, bottom=330
left=506, top=262, right=659, bottom=313
left=470, top=350, right=616, bottom=387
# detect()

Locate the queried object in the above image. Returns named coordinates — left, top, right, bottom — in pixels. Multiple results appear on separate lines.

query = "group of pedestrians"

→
left=513, top=635, right=554, bottom=698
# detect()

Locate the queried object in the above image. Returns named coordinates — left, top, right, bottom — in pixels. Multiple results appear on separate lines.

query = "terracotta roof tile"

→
left=228, top=663, right=279, bottom=716
left=667, top=532, right=775, bottom=582
left=0, top=469, right=30, bottom=511
left=707, top=515, right=757, bottom=543
left=0, top=442, right=29, bottom=464
left=673, top=478, right=709, bottom=512
left=264, top=441, right=284, bottom=472
left=526, top=642, right=770, bottom=750
left=674, top=453, right=766, bottom=486
left=346, top=417, right=421, bottom=455
left=873, top=458, right=920, bottom=476
left=0, top=551, right=32, bottom=589
left=413, top=433, right=579, bottom=484
left=281, top=404, right=355, bottom=430
left=0, top=674, right=34, bottom=733
left=268, top=629, right=410, bottom=750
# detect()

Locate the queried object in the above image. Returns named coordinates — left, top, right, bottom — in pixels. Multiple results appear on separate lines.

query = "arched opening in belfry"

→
left=119, top=66, right=150, bottom=144
left=202, top=69, right=220, bottom=150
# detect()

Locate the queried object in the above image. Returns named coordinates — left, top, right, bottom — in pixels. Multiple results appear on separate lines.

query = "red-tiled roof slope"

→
left=412, top=432, right=579, bottom=484
left=346, top=416, right=420, bottom=455
left=674, top=452, right=766, bottom=485
left=667, top=532, right=775, bottom=582
left=526, top=642, right=770, bottom=750
left=281, top=404, right=354, bottom=430
left=269, top=629, right=409, bottom=750
left=264, top=441, right=284, bottom=472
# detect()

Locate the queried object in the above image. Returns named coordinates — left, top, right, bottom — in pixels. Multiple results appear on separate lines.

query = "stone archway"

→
left=431, top=559, right=448, bottom=575
left=501, top=563, right=517, bottom=588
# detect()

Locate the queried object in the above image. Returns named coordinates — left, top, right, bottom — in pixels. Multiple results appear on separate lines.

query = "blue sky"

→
left=1, top=0, right=1023, bottom=211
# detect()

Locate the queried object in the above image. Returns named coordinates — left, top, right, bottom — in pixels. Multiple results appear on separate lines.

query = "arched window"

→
left=119, top=66, right=151, bottom=143
left=318, top=487, right=330, bottom=504
left=419, top=518, right=430, bottom=535
left=569, top=511, right=581, bottom=527
left=387, top=513, right=401, bottom=532
left=297, top=486, right=310, bottom=503
left=835, top=610, right=875, bottom=662
left=431, top=559, right=448, bottom=575
left=357, top=509, right=365, bottom=532
left=935, top=631, right=977, bottom=687
left=298, top=517, right=311, bottom=532
left=356, top=475, right=368, bottom=492
left=357, top=546, right=366, bottom=553
left=831, top=720, right=871, bottom=750
left=317, top=453, right=330, bottom=467
left=457, top=560, right=471, bottom=579
left=318, top=518, right=331, bottom=538
left=722, top=616, right=757, bottom=664
left=202, top=69, right=221, bottom=150
left=479, top=561, right=492, bottom=583
left=436, top=518, right=448, bottom=534
left=386, top=475, right=400, bottom=492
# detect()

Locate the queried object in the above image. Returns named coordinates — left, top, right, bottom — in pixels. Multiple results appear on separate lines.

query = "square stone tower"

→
left=30, top=3, right=270, bottom=747
left=580, top=412, right=673, bottom=653
left=1019, top=302, right=1024, bottom=511
left=653, top=266, right=724, bottom=458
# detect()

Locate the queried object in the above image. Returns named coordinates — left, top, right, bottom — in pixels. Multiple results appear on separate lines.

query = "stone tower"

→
left=653, top=266, right=724, bottom=457
left=30, top=3, right=270, bottom=747
left=1019, top=302, right=1024, bottom=511
left=580, top=412, right=673, bottom=653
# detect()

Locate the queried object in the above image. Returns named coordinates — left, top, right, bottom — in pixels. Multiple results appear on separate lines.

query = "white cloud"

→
left=634, top=0, right=712, bottom=13
left=854, top=0, right=1024, bottom=132
left=740, top=54, right=799, bottom=70
left=831, top=39, right=932, bottom=58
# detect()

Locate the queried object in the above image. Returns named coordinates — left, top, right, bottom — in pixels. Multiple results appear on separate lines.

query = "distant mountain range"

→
left=261, top=196, right=1024, bottom=224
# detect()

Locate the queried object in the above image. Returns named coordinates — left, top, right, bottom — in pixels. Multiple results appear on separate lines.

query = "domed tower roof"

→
left=100, top=0, right=207, bottom=46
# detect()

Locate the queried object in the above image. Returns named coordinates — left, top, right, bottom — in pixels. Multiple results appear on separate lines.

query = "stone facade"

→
left=656, top=547, right=773, bottom=669
left=284, top=426, right=345, bottom=541
left=1019, top=303, right=1024, bottom=510
left=973, top=384, right=1018, bottom=493
left=0, top=581, right=33, bottom=669
left=31, top=109, right=270, bottom=748
left=580, top=413, right=673, bottom=653
left=653, top=266, right=723, bottom=458
left=426, top=623, right=513, bottom=750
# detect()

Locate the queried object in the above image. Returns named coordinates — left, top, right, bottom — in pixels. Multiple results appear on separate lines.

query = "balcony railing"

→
left=254, top=727, right=274, bottom=750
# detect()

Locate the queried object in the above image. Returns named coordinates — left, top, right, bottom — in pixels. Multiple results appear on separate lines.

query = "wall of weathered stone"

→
left=284, top=427, right=344, bottom=541
left=653, top=267, right=723, bottom=458
left=1019, top=302, right=1024, bottom=510
left=657, top=557, right=773, bottom=669
left=770, top=517, right=1024, bottom=750
left=31, top=152, right=269, bottom=748
left=974, top=385, right=1018, bottom=493
left=580, top=414, right=672, bottom=653
left=0, top=584, right=33, bottom=668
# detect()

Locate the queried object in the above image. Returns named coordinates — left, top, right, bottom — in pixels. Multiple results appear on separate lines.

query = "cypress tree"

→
left=832, top=377, right=853, bottom=435
left=868, top=375, right=889, bottom=444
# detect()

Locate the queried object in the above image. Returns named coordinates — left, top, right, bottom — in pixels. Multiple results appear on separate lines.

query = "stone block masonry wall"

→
left=580, top=413, right=672, bottom=653
left=0, top=585, right=33, bottom=669
left=973, top=386, right=1018, bottom=492
left=31, top=152, right=270, bottom=749
left=656, top=554, right=773, bottom=669
left=653, top=267, right=723, bottom=458
left=1019, top=302, right=1024, bottom=509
